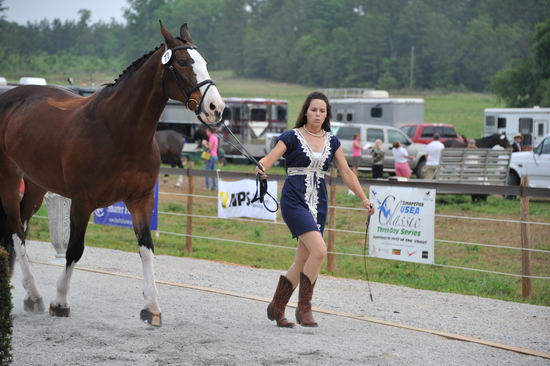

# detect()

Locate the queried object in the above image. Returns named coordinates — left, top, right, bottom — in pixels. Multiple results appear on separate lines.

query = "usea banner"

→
left=93, top=180, right=159, bottom=230
left=368, top=185, right=435, bottom=264
left=217, top=178, right=278, bottom=221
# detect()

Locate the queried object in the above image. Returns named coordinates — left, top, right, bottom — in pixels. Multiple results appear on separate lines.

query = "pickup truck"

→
left=400, top=123, right=463, bottom=145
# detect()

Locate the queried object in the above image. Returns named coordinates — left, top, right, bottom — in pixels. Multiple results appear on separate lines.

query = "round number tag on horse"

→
left=161, top=49, right=172, bottom=65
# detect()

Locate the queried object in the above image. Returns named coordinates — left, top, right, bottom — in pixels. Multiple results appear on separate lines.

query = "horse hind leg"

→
left=0, top=166, right=44, bottom=312
left=126, top=194, right=162, bottom=327
left=49, top=201, right=92, bottom=317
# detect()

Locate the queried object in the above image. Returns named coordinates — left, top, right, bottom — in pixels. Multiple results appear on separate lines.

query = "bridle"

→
left=161, top=40, right=215, bottom=124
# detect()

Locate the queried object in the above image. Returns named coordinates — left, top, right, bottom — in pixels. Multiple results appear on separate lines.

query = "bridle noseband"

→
left=162, top=41, right=215, bottom=121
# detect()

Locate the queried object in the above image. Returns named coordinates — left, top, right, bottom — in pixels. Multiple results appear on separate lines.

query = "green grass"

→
left=27, top=181, right=550, bottom=307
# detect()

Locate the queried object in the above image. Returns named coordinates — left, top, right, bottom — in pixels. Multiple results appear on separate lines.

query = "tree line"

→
left=0, top=0, right=549, bottom=106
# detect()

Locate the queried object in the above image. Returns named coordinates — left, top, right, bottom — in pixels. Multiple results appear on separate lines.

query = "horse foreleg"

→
left=126, top=193, right=162, bottom=327
left=49, top=201, right=91, bottom=317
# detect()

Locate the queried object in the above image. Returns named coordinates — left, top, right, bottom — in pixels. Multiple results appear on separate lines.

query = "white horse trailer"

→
left=324, top=89, right=424, bottom=127
left=484, top=107, right=550, bottom=147
left=158, top=97, right=288, bottom=159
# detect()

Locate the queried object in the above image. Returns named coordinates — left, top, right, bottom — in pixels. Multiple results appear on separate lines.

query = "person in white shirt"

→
left=425, top=133, right=445, bottom=179
left=392, top=141, right=413, bottom=177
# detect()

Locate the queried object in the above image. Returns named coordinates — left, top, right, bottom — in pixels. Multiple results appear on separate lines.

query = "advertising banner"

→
left=368, top=185, right=436, bottom=264
left=93, top=180, right=159, bottom=230
left=217, top=178, right=278, bottom=221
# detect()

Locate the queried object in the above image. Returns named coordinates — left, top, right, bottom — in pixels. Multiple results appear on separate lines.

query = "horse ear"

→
left=180, top=23, right=194, bottom=44
left=159, top=20, right=177, bottom=46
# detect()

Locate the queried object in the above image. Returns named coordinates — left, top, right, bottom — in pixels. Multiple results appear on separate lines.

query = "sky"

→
left=3, top=0, right=128, bottom=25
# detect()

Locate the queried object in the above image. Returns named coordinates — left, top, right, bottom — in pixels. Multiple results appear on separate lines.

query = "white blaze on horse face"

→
left=188, top=49, right=225, bottom=124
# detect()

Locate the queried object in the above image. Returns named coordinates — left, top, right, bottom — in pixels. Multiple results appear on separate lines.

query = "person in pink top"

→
left=203, top=128, right=219, bottom=190
left=351, top=133, right=361, bottom=176
left=392, top=141, right=413, bottom=178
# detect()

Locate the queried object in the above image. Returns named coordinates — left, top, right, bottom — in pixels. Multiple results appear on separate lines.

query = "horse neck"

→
left=102, top=48, right=167, bottom=146
left=475, top=134, right=497, bottom=148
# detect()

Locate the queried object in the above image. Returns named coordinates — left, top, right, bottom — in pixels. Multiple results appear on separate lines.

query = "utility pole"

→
left=409, top=46, right=415, bottom=90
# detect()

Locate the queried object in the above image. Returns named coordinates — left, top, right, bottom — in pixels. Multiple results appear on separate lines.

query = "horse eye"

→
left=177, top=59, right=189, bottom=67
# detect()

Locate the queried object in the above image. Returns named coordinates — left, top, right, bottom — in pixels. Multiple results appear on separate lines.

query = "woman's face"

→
left=305, top=99, right=327, bottom=130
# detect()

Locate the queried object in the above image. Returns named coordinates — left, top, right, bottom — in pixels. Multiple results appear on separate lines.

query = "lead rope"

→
left=364, top=214, right=374, bottom=302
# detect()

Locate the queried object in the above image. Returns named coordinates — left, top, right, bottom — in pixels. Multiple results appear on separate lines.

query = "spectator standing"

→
left=512, top=133, right=523, bottom=152
left=425, top=133, right=445, bottom=180
left=370, top=139, right=385, bottom=178
left=203, top=128, right=219, bottom=190
left=392, top=141, right=413, bottom=178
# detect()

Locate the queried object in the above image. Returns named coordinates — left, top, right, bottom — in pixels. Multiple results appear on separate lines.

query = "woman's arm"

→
left=255, top=140, right=287, bottom=177
left=333, top=147, right=375, bottom=214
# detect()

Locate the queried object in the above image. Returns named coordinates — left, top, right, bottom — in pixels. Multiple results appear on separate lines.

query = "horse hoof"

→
left=49, top=303, right=70, bottom=317
left=140, top=309, right=162, bottom=327
left=24, top=297, right=45, bottom=313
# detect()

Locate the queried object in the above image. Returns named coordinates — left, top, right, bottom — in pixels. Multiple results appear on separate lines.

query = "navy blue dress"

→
left=278, top=129, right=341, bottom=238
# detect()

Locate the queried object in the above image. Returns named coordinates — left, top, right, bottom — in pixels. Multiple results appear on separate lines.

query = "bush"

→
left=0, top=249, right=13, bottom=366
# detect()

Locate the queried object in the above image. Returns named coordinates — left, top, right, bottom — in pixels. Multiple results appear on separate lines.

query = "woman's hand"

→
left=255, top=162, right=268, bottom=179
left=362, top=199, right=375, bottom=215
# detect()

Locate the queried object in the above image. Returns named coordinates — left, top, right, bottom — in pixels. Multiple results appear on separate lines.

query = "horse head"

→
left=159, top=22, right=225, bottom=125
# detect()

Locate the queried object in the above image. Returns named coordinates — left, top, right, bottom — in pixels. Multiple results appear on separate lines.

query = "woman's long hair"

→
left=294, top=91, right=332, bottom=132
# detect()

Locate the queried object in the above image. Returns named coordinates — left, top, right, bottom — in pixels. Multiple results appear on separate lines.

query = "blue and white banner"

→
left=368, top=186, right=436, bottom=264
left=217, top=178, right=278, bottom=221
left=93, top=181, right=159, bottom=230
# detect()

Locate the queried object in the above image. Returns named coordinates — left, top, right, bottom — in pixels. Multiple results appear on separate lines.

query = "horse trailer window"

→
left=276, top=107, right=287, bottom=121
left=232, top=107, right=241, bottom=120
left=497, top=118, right=506, bottom=128
left=538, top=123, right=545, bottom=136
left=485, top=116, right=495, bottom=126
left=336, top=127, right=359, bottom=140
left=222, top=107, right=231, bottom=121
left=371, top=107, right=382, bottom=118
left=346, top=113, right=353, bottom=122
left=251, top=108, right=267, bottom=121
left=421, top=126, right=435, bottom=137
left=336, top=113, right=343, bottom=121
left=366, top=128, right=384, bottom=142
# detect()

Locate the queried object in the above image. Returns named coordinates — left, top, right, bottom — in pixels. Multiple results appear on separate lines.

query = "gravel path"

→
left=9, top=240, right=550, bottom=365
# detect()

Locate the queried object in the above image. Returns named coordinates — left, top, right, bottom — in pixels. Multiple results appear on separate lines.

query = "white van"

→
left=332, top=122, right=427, bottom=178
left=0, top=77, right=7, bottom=86
left=18, top=77, right=47, bottom=85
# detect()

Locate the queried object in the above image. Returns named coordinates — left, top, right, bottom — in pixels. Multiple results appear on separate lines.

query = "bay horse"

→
left=155, top=129, right=186, bottom=187
left=0, top=23, right=224, bottom=326
left=443, top=133, right=510, bottom=149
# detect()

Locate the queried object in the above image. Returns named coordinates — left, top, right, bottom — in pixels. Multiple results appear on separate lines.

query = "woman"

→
left=203, top=128, right=219, bottom=190
left=351, top=133, right=362, bottom=176
left=370, top=139, right=385, bottom=178
left=392, top=141, right=413, bottom=178
left=256, top=92, right=375, bottom=328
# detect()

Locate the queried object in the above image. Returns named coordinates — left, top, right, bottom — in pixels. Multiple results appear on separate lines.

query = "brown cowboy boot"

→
left=267, top=275, right=295, bottom=328
left=295, top=272, right=318, bottom=327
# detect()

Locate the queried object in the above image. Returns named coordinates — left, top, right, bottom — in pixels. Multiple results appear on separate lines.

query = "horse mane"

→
left=104, top=44, right=163, bottom=87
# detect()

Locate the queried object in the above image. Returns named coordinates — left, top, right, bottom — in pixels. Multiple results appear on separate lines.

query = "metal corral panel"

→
left=435, top=148, right=511, bottom=185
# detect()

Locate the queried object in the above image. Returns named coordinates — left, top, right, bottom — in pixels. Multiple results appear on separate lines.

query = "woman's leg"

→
left=294, top=231, right=326, bottom=327
left=297, top=231, right=327, bottom=283
left=285, top=238, right=310, bottom=287
left=211, top=157, right=218, bottom=190
left=204, top=158, right=213, bottom=189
